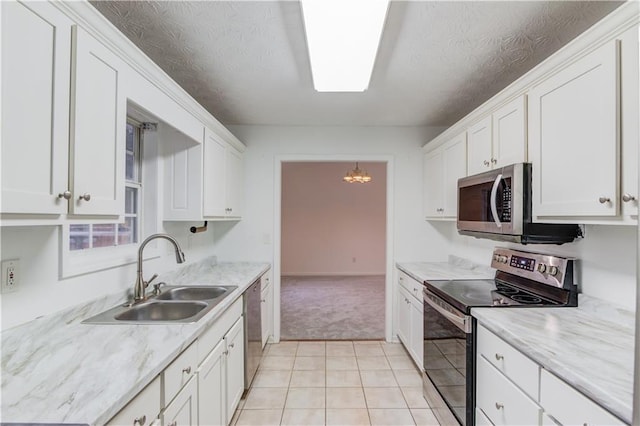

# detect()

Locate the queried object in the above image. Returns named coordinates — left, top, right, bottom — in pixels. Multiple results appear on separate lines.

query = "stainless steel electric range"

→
left=422, top=247, right=577, bottom=426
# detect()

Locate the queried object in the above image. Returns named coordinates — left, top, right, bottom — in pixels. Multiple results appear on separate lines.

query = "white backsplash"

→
left=440, top=222, right=638, bottom=311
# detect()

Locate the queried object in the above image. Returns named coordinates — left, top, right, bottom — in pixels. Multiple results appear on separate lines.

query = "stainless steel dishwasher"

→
left=244, top=279, right=263, bottom=389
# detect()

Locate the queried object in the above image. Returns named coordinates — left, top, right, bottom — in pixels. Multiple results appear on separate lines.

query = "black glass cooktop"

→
left=425, top=279, right=497, bottom=313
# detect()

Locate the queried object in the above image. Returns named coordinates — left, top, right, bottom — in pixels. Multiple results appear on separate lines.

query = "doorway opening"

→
left=279, top=161, right=387, bottom=340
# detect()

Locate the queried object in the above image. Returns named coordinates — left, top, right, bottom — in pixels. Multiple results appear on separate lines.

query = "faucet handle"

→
left=144, top=273, right=159, bottom=288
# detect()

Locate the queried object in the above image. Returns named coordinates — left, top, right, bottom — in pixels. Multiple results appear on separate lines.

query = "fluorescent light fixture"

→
left=301, top=0, right=389, bottom=92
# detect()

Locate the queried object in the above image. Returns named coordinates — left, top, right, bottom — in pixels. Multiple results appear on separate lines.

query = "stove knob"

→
left=549, top=266, right=559, bottom=276
left=501, top=255, right=509, bottom=264
left=537, top=263, right=547, bottom=273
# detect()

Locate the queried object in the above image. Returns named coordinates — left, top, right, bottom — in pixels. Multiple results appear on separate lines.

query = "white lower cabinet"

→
left=197, top=340, right=225, bottom=426
left=476, top=356, right=541, bottom=425
left=260, top=272, right=273, bottom=348
left=396, top=270, right=423, bottom=369
left=163, top=376, right=198, bottom=426
left=106, top=376, right=161, bottom=426
left=476, top=324, right=625, bottom=426
left=540, top=369, right=624, bottom=426
left=107, top=298, right=244, bottom=426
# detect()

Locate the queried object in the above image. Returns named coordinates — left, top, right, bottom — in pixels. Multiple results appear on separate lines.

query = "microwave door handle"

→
left=490, top=173, right=503, bottom=228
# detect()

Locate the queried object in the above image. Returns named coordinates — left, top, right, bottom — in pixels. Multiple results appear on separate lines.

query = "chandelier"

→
left=343, top=162, right=372, bottom=183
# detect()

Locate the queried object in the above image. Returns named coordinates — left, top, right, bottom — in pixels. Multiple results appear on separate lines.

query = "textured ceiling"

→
left=90, top=1, right=622, bottom=127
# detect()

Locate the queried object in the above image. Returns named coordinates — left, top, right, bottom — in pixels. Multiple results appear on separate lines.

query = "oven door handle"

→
left=423, top=289, right=472, bottom=334
left=490, top=173, right=503, bottom=228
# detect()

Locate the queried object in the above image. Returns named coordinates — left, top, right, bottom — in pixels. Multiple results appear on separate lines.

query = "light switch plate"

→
left=1, top=259, right=20, bottom=293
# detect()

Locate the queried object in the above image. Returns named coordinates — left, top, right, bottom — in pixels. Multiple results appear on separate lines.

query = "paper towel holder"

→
left=190, top=221, right=208, bottom=234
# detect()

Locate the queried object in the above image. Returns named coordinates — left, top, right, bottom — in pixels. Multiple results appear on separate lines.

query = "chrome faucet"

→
left=134, top=233, right=186, bottom=302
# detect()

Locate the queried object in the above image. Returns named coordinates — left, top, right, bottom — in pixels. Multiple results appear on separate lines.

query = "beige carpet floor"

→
left=280, top=275, right=385, bottom=341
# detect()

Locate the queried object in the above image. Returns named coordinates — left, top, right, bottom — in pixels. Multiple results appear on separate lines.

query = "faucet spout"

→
left=134, top=233, right=186, bottom=302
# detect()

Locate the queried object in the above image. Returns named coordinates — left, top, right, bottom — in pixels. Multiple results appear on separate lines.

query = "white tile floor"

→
left=232, top=341, right=441, bottom=426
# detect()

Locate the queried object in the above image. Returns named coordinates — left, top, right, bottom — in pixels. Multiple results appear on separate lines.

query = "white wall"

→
left=281, top=161, right=387, bottom=276
left=211, top=125, right=451, bottom=266
left=436, top=222, right=637, bottom=311
left=0, top=221, right=216, bottom=330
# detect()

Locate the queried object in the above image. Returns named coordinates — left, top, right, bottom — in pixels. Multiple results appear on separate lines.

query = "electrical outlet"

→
left=1, top=259, right=20, bottom=293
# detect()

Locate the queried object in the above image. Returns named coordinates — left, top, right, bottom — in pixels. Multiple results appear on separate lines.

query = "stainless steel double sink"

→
left=83, top=285, right=237, bottom=324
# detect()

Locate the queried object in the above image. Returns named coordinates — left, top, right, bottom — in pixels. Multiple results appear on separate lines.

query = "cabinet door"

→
left=423, top=149, right=443, bottom=218
left=70, top=26, right=126, bottom=216
left=529, top=40, right=619, bottom=218
left=163, top=376, right=198, bottom=426
left=619, top=26, right=639, bottom=217
left=203, top=129, right=227, bottom=217
left=397, top=288, right=411, bottom=348
left=442, top=134, right=467, bottom=217
left=467, top=116, right=492, bottom=175
left=198, top=340, right=225, bottom=426
left=163, top=125, right=204, bottom=221
left=493, top=95, right=527, bottom=168
left=225, top=318, right=245, bottom=424
left=1, top=1, right=71, bottom=214
left=225, top=147, right=243, bottom=218
left=409, top=296, right=423, bottom=370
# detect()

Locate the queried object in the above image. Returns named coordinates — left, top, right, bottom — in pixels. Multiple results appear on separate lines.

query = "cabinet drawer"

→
left=197, top=297, right=242, bottom=365
left=107, top=375, right=161, bottom=426
left=164, top=342, right=198, bottom=406
left=398, top=270, right=423, bottom=301
left=540, top=369, right=624, bottom=425
left=477, top=356, right=541, bottom=425
left=477, top=324, right=540, bottom=399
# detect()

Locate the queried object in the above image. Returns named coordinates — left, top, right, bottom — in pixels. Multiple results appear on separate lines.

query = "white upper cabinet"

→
left=163, top=125, right=204, bottom=221
left=492, top=96, right=527, bottom=169
left=529, top=39, right=619, bottom=218
left=467, top=116, right=493, bottom=175
left=69, top=26, right=126, bottom=216
left=203, top=127, right=244, bottom=219
left=1, top=1, right=72, bottom=215
left=468, top=96, right=527, bottom=176
left=424, top=133, right=467, bottom=219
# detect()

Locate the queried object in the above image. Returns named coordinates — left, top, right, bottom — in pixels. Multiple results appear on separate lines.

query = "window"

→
left=69, top=119, right=142, bottom=251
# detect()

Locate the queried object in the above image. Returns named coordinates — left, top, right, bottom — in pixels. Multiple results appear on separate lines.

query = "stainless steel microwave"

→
left=457, top=163, right=581, bottom=244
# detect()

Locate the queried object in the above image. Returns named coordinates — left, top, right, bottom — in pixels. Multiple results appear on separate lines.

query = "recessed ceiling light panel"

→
left=301, top=0, right=389, bottom=92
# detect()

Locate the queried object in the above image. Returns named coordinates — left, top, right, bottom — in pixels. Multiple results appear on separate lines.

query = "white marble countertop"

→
left=472, top=296, right=635, bottom=424
left=0, top=258, right=270, bottom=425
left=396, top=255, right=495, bottom=282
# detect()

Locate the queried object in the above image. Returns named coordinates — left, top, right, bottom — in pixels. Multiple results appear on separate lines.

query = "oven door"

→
left=423, top=289, right=474, bottom=426
left=457, top=163, right=524, bottom=235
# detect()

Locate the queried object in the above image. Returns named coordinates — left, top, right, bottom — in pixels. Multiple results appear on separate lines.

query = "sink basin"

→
left=82, top=284, right=238, bottom=324
left=155, top=286, right=231, bottom=301
left=114, top=301, right=208, bottom=321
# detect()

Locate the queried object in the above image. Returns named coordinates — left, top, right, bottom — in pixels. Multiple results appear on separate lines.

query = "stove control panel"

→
left=490, top=247, right=575, bottom=289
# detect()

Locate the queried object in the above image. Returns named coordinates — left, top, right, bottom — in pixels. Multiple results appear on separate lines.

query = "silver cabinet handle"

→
left=223, top=350, right=229, bottom=355
left=78, top=193, right=91, bottom=201
left=261, top=299, right=266, bottom=303
left=483, top=160, right=490, bottom=166
left=598, top=196, right=610, bottom=204
left=495, top=402, right=504, bottom=410
left=229, top=343, right=235, bottom=348
left=495, top=353, right=504, bottom=361
left=58, top=190, right=72, bottom=200
left=182, top=366, right=191, bottom=374
left=622, top=193, right=636, bottom=202
left=133, top=415, right=146, bottom=426
left=491, top=157, right=497, bottom=164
